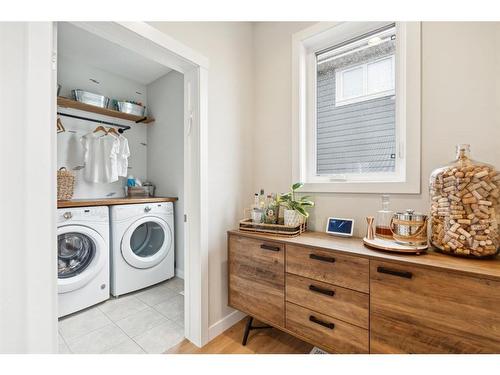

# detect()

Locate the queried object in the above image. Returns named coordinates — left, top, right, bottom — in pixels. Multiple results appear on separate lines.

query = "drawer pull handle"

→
left=309, top=254, right=335, bottom=263
left=309, top=284, right=335, bottom=296
left=377, top=266, right=412, bottom=279
left=260, top=244, right=280, bottom=252
left=309, top=315, right=335, bottom=330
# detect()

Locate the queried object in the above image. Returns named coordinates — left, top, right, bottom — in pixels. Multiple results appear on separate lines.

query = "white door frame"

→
left=0, top=22, right=59, bottom=353
left=58, top=22, right=210, bottom=347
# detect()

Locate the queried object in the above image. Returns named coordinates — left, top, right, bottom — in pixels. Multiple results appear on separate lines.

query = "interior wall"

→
left=254, top=22, right=315, bottom=192
left=57, top=55, right=148, bottom=199
left=147, top=70, right=185, bottom=277
left=253, top=21, right=500, bottom=237
left=146, top=21, right=500, bottom=341
left=148, top=22, right=255, bottom=327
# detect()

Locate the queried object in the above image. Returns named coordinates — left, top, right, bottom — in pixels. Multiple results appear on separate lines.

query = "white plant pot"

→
left=284, top=209, right=304, bottom=227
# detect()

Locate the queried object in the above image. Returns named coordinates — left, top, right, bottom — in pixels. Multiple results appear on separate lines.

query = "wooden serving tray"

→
left=239, top=218, right=306, bottom=237
left=363, top=237, right=428, bottom=255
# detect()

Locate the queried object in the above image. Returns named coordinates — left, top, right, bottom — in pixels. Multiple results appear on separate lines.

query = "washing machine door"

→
left=121, top=216, right=172, bottom=269
left=57, top=225, right=106, bottom=294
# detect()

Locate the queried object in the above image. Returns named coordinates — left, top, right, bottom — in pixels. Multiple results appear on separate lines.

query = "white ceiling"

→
left=58, top=22, right=172, bottom=85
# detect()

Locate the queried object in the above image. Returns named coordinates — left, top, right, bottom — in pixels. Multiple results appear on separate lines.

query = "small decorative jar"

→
left=429, top=144, right=499, bottom=258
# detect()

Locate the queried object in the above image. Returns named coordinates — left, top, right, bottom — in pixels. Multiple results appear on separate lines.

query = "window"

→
left=335, top=55, right=395, bottom=107
left=317, top=25, right=396, bottom=176
left=292, top=22, right=421, bottom=193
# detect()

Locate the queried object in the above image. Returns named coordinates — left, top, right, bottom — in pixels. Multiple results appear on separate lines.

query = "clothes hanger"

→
left=107, top=127, right=120, bottom=137
left=93, top=125, right=108, bottom=135
left=57, top=118, right=65, bottom=133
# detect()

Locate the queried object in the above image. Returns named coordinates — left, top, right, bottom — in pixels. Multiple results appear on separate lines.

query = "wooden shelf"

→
left=57, top=96, right=155, bottom=124
left=58, top=196, right=178, bottom=208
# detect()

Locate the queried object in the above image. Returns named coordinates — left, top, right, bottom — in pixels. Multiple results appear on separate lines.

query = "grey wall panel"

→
left=316, top=69, right=396, bottom=175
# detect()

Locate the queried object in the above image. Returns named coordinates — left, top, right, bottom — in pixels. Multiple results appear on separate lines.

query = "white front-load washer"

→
left=57, top=206, right=109, bottom=317
left=110, top=202, right=175, bottom=297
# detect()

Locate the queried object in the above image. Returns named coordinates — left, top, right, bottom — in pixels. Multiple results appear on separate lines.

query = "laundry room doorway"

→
left=53, top=22, right=209, bottom=352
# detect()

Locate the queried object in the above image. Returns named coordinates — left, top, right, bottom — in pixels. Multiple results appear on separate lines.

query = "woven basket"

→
left=239, top=218, right=307, bottom=237
left=57, top=167, right=75, bottom=201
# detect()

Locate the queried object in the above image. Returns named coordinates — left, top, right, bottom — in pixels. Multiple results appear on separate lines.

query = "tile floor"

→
left=58, top=277, right=184, bottom=354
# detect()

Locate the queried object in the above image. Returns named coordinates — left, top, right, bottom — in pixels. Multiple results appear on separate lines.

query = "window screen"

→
left=316, top=25, right=396, bottom=176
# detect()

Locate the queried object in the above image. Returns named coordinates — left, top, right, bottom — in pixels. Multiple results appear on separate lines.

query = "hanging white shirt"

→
left=116, top=135, right=130, bottom=177
left=82, top=132, right=119, bottom=183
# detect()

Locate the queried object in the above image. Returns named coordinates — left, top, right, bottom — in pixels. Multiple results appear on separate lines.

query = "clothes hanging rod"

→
left=57, top=112, right=131, bottom=132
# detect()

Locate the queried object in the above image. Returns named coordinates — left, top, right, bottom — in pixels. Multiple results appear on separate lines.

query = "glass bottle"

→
left=375, top=195, right=394, bottom=239
left=430, top=144, right=499, bottom=258
left=277, top=193, right=285, bottom=225
left=252, top=193, right=259, bottom=210
left=259, top=189, right=265, bottom=209
left=251, top=193, right=263, bottom=223
left=265, top=194, right=278, bottom=224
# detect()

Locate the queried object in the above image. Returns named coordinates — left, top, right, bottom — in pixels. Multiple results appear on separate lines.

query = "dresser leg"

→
left=242, top=317, right=253, bottom=346
left=242, top=316, right=272, bottom=346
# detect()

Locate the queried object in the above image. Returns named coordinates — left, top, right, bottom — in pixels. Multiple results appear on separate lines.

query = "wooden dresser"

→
left=227, top=230, right=500, bottom=353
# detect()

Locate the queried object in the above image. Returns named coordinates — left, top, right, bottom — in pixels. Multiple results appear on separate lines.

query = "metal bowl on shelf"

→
left=72, top=89, right=110, bottom=108
left=117, top=101, right=146, bottom=117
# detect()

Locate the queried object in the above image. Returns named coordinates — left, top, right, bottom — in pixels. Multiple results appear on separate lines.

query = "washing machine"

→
left=110, top=202, right=175, bottom=297
left=57, top=206, right=109, bottom=317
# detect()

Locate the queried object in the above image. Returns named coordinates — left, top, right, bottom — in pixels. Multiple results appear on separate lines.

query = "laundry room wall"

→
left=148, top=22, right=255, bottom=337
left=147, top=70, right=185, bottom=278
left=57, top=54, right=149, bottom=199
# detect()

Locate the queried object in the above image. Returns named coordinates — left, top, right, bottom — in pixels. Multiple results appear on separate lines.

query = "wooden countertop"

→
left=58, top=196, right=178, bottom=208
left=228, top=230, right=500, bottom=282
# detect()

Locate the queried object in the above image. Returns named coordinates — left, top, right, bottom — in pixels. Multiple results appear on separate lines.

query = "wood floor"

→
left=167, top=318, right=313, bottom=354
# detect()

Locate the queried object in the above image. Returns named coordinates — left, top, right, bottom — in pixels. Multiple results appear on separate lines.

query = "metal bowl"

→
left=117, top=101, right=146, bottom=117
left=72, top=89, right=110, bottom=108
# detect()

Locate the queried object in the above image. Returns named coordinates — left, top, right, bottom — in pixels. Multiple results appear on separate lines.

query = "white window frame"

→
left=335, top=55, right=395, bottom=107
left=292, top=22, right=421, bottom=194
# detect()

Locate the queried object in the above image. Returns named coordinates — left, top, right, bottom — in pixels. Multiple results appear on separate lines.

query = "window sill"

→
left=300, top=180, right=420, bottom=194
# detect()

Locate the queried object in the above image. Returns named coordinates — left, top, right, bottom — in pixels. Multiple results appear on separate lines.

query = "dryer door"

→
left=58, top=225, right=106, bottom=294
left=121, top=216, right=172, bottom=269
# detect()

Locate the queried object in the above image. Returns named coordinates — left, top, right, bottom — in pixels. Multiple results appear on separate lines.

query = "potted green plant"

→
left=279, top=182, right=314, bottom=226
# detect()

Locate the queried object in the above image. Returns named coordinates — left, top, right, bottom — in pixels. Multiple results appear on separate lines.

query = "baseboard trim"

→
left=175, top=268, right=184, bottom=279
left=208, top=310, right=246, bottom=341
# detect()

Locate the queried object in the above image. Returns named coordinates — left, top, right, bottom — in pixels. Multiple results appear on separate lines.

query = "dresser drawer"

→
left=370, top=260, right=500, bottom=353
left=286, top=302, right=369, bottom=353
left=286, top=245, right=369, bottom=293
left=286, top=273, right=369, bottom=329
left=228, top=234, right=285, bottom=327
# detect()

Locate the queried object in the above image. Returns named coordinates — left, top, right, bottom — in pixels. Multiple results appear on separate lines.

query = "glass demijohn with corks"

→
left=429, top=144, right=499, bottom=258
